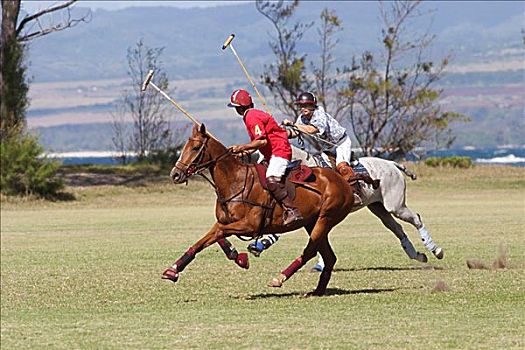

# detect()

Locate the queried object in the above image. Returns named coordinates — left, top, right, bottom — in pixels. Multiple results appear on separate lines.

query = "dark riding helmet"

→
left=294, top=91, right=317, bottom=106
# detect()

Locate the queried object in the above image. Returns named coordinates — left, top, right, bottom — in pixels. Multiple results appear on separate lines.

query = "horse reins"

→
left=174, top=137, right=273, bottom=212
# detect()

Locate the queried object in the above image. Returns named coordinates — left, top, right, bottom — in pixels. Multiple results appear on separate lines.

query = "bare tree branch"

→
left=16, top=0, right=91, bottom=42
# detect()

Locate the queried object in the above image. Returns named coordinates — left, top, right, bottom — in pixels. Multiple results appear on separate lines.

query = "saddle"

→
left=255, top=160, right=315, bottom=201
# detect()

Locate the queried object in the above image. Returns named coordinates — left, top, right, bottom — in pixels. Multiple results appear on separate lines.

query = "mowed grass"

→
left=1, top=165, right=524, bottom=349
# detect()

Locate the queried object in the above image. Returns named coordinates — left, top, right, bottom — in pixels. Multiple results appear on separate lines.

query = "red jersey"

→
left=243, top=108, right=292, bottom=161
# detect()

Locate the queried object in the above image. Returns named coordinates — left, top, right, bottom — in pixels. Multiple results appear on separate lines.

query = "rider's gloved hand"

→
left=229, top=145, right=245, bottom=154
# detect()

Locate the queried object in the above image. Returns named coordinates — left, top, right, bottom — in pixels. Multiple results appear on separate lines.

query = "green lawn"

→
left=1, top=165, right=524, bottom=349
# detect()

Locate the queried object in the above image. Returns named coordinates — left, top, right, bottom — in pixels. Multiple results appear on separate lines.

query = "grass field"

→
left=1, top=165, right=524, bottom=349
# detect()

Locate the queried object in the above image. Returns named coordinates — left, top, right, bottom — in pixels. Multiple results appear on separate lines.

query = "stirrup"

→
left=283, top=209, right=303, bottom=225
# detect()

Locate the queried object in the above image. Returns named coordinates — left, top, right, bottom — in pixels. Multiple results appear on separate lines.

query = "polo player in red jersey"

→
left=227, top=89, right=303, bottom=226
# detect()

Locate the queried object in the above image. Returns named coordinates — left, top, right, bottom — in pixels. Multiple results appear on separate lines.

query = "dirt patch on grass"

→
left=466, top=244, right=509, bottom=270
left=432, top=280, right=450, bottom=292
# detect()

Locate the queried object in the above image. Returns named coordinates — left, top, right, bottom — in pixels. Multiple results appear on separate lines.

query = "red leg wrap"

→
left=174, top=247, right=196, bottom=272
left=217, top=238, right=238, bottom=260
left=217, top=239, right=249, bottom=269
left=282, top=256, right=305, bottom=279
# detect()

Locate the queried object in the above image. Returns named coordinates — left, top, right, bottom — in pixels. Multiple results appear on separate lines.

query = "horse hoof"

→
left=416, top=252, right=428, bottom=263
left=268, top=274, right=286, bottom=288
left=268, top=278, right=283, bottom=288
left=236, top=252, right=250, bottom=269
left=161, top=267, right=179, bottom=282
left=433, top=247, right=444, bottom=260
left=303, top=290, right=324, bottom=297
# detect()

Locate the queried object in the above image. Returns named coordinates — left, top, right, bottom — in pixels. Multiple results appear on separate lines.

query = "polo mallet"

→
left=141, top=70, right=218, bottom=140
left=222, top=34, right=271, bottom=114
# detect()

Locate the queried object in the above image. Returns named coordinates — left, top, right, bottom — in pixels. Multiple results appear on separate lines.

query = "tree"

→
left=255, top=0, right=313, bottom=119
left=310, top=8, right=347, bottom=121
left=111, top=39, right=175, bottom=162
left=0, top=0, right=89, bottom=197
left=0, top=0, right=90, bottom=138
left=1, top=132, right=64, bottom=197
left=342, top=0, right=465, bottom=159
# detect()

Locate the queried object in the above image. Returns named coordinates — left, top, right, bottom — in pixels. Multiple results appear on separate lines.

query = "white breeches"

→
left=266, top=155, right=289, bottom=178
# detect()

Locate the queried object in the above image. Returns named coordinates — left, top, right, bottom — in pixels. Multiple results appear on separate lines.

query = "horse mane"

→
left=205, top=132, right=247, bottom=168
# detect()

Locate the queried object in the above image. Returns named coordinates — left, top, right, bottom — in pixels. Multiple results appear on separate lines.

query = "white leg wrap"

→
left=401, top=236, right=417, bottom=259
left=419, top=226, right=438, bottom=252
left=317, top=254, right=325, bottom=268
left=267, top=234, right=279, bottom=245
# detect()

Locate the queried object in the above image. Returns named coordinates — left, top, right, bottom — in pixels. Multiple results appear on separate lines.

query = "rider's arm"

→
left=283, top=119, right=319, bottom=137
left=294, top=123, right=319, bottom=135
left=230, top=138, right=267, bottom=154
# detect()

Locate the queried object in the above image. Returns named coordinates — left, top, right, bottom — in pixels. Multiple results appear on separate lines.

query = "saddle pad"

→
left=255, top=162, right=314, bottom=189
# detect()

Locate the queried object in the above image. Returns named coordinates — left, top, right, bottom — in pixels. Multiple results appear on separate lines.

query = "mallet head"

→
left=141, top=70, right=154, bottom=92
left=222, top=34, right=235, bottom=50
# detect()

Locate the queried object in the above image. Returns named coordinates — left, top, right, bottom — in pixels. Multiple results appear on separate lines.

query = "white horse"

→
left=291, top=144, right=444, bottom=263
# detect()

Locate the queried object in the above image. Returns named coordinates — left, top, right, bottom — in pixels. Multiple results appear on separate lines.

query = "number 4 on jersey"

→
left=254, top=125, right=262, bottom=136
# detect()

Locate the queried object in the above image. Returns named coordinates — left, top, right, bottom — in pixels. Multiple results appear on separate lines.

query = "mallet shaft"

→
left=147, top=81, right=218, bottom=141
left=228, top=44, right=271, bottom=115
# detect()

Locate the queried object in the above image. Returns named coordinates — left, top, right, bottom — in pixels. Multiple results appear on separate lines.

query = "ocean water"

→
left=426, top=147, right=525, bottom=167
left=50, top=147, right=525, bottom=167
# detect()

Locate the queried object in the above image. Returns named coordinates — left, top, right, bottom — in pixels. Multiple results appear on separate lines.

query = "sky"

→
left=21, top=0, right=242, bottom=12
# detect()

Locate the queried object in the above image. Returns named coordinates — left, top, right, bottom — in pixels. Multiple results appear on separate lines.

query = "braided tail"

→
left=394, top=162, right=417, bottom=180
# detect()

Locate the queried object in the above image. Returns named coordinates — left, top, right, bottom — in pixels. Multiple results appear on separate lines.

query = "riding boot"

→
left=336, top=162, right=354, bottom=182
left=267, top=176, right=303, bottom=225
left=337, top=161, right=380, bottom=189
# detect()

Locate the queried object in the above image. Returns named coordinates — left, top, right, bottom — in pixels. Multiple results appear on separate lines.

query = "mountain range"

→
left=26, top=1, right=523, bottom=81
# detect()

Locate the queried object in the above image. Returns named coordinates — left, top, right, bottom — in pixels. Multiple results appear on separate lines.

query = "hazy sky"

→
left=21, top=0, right=243, bottom=12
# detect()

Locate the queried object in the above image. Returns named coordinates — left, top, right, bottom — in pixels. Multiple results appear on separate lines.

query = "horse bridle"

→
left=173, top=136, right=210, bottom=177
left=173, top=136, right=232, bottom=179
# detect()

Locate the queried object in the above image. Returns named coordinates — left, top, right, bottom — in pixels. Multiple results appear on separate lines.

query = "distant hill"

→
left=25, top=1, right=523, bottom=82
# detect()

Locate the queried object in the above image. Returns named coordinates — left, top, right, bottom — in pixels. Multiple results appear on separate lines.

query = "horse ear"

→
left=192, top=123, right=199, bottom=134
left=199, top=123, right=206, bottom=135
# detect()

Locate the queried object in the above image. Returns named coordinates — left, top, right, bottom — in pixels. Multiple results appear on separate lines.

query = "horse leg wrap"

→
left=418, top=226, right=438, bottom=252
left=401, top=236, right=417, bottom=259
left=217, top=238, right=238, bottom=260
left=262, top=234, right=279, bottom=249
left=217, top=239, right=250, bottom=269
left=174, top=247, right=196, bottom=272
left=282, top=256, right=305, bottom=279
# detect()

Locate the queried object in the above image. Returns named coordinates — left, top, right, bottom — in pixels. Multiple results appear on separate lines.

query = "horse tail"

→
left=394, top=162, right=417, bottom=180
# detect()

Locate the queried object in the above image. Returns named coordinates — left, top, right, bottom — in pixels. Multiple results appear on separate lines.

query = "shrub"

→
left=144, top=147, right=181, bottom=170
left=1, top=133, right=64, bottom=197
left=424, top=156, right=473, bottom=168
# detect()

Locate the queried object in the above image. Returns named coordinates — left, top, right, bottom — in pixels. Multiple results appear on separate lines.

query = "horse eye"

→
left=192, top=146, right=200, bottom=151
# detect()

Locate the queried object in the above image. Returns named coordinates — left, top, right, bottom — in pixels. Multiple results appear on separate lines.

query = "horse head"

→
left=170, top=123, right=212, bottom=183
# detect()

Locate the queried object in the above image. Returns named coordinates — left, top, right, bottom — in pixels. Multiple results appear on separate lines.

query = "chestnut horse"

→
left=162, top=123, right=355, bottom=296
